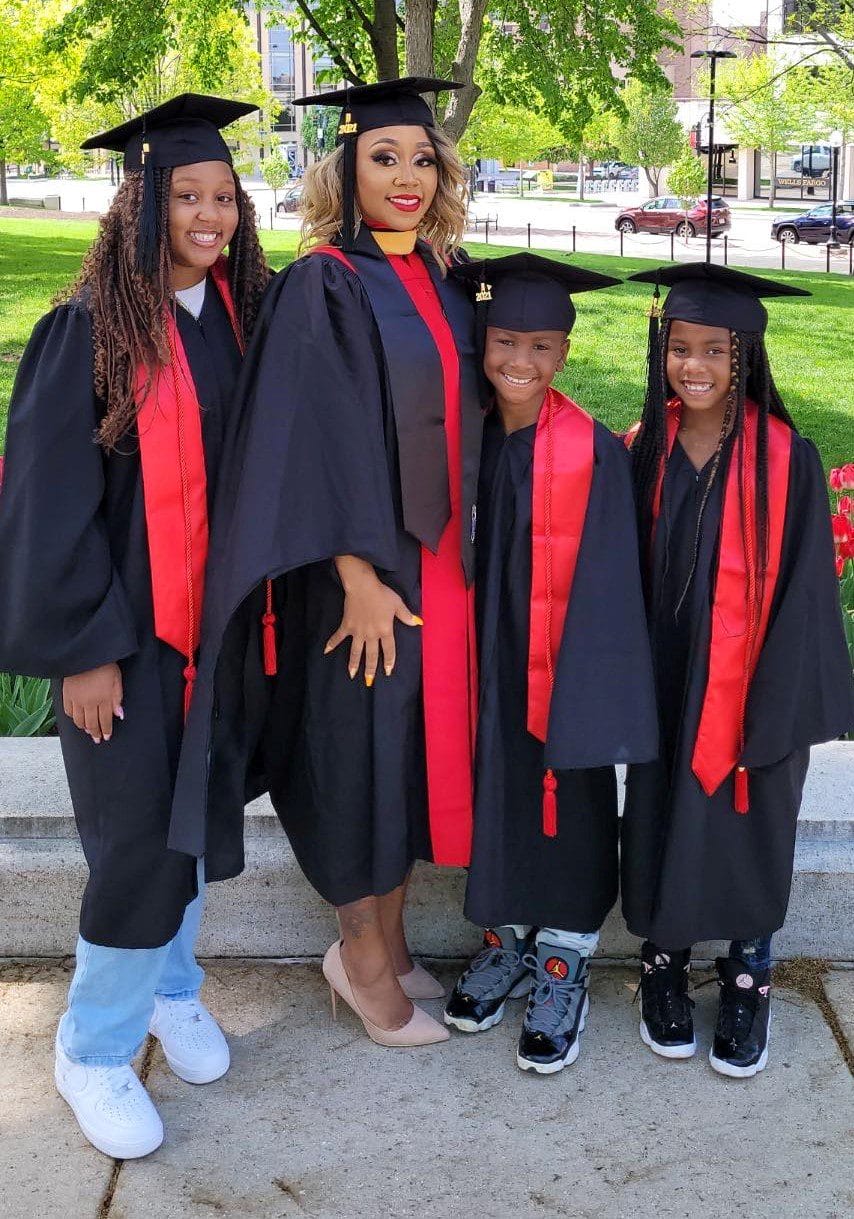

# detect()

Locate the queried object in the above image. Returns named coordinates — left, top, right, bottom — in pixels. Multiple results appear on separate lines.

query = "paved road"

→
left=7, top=176, right=852, bottom=275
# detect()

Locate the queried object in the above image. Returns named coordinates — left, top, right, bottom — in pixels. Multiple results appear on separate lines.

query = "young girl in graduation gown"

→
left=440, top=255, right=658, bottom=1073
left=0, top=95, right=269, bottom=1157
left=170, top=78, right=482, bottom=1047
left=623, top=264, right=854, bottom=1078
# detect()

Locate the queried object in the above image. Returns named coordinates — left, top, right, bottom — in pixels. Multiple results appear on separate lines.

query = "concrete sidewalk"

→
left=2, top=960, right=852, bottom=1219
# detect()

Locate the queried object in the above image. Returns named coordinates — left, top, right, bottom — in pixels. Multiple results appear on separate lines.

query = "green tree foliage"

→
left=260, top=146, right=291, bottom=207
left=271, top=2, right=679, bottom=143
left=667, top=146, right=707, bottom=215
left=40, top=0, right=272, bottom=171
left=458, top=96, right=562, bottom=167
left=610, top=79, right=684, bottom=194
left=300, top=106, right=338, bottom=159
left=715, top=55, right=821, bottom=206
left=0, top=2, right=52, bottom=204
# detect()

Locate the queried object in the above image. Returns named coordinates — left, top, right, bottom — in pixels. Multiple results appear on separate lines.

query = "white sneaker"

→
left=54, top=1039, right=164, bottom=1159
left=149, top=996, right=230, bottom=1085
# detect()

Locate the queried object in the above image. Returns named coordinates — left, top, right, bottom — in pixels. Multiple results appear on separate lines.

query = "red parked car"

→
left=615, top=195, right=731, bottom=238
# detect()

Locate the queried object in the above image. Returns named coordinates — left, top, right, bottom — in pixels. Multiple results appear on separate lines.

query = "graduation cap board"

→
left=629, top=262, right=811, bottom=335
left=292, top=77, right=462, bottom=251
left=454, top=252, right=622, bottom=334
left=81, top=93, right=259, bottom=276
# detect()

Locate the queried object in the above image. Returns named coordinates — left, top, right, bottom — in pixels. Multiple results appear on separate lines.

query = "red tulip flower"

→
left=832, top=513, right=851, bottom=543
left=839, top=495, right=853, bottom=517
left=837, top=556, right=846, bottom=578
left=830, top=468, right=843, bottom=491
left=842, top=464, right=854, bottom=490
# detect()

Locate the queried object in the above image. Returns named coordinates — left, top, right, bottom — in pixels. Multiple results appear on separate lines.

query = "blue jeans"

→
left=729, top=935, right=773, bottom=972
left=58, top=862, right=206, bottom=1066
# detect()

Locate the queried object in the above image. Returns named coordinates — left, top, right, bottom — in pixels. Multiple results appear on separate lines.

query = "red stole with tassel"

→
left=309, top=242, right=477, bottom=866
left=135, top=257, right=243, bottom=715
left=650, top=398, right=792, bottom=810
left=526, top=388, right=595, bottom=836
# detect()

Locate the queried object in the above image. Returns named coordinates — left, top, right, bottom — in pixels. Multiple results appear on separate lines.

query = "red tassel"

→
left=262, top=579, right=278, bottom=676
left=542, top=769, right=558, bottom=837
left=183, top=662, right=197, bottom=720
left=734, top=765, right=749, bottom=814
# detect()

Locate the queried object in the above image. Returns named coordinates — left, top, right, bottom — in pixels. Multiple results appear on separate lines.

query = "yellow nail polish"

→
left=412, top=616, right=424, bottom=626
left=365, top=674, right=374, bottom=688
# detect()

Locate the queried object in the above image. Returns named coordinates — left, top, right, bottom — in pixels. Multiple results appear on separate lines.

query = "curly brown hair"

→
left=59, top=167, right=270, bottom=449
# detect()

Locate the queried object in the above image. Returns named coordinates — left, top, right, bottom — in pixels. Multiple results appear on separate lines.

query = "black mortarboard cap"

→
left=293, top=77, right=462, bottom=251
left=454, top=252, right=621, bottom=334
left=82, top=94, right=259, bottom=277
left=629, top=262, right=810, bottom=335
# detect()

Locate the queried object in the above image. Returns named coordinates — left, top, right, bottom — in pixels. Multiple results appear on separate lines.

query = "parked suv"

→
left=771, top=201, right=854, bottom=244
left=791, top=145, right=832, bottom=178
left=615, top=195, right=731, bottom=238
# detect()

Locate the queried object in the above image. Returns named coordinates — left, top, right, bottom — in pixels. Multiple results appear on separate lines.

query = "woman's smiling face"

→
left=167, top=160, right=239, bottom=288
left=354, top=125, right=439, bottom=232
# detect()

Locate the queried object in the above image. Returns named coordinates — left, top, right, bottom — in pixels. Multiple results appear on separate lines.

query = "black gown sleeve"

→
left=742, top=434, right=854, bottom=766
left=544, top=423, right=659, bottom=769
left=0, top=302, right=137, bottom=678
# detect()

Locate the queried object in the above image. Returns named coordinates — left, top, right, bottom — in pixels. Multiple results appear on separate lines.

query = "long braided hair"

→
left=631, top=319, right=797, bottom=618
left=58, top=167, right=270, bottom=450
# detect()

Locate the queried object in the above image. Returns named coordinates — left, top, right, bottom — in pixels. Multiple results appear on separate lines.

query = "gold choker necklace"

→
left=370, top=228, right=418, bottom=255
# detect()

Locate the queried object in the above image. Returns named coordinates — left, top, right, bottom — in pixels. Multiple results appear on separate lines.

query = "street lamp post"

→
left=691, top=48, right=736, bottom=264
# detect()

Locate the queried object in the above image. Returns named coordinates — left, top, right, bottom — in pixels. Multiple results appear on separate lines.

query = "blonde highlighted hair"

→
left=300, top=124, right=468, bottom=271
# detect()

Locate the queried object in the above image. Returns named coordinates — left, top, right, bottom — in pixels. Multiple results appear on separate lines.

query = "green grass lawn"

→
left=2, top=216, right=852, bottom=469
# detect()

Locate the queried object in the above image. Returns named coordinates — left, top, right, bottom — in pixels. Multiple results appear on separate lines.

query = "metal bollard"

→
left=781, top=238, right=786, bottom=271
left=826, top=243, right=831, bottom=274
left=572, top=225, right=576, bottom=252
left=670, top=231, right=674, bottom=261
left=82, top=197, right=85, bottom=212
left=850, top=241, right=853, bottom=276
left=724, top=235, right=728, bottom=265
left=620, top=228, right=624, bottom=257
left=270, top=208, right=273, bottom=229
left=485, top=217, right=490, bottom=243
left=527, top=222, right=531, bottom=248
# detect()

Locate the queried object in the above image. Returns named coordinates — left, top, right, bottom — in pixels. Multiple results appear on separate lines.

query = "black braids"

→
left=672, top=331, right=739, bottom=620
left=631, top=317, right=671, bottom=543
left=227, top=179, right=270, bottom=340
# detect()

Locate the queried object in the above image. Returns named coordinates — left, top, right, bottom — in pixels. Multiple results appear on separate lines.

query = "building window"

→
left=269, top=24, right=294, bottom=92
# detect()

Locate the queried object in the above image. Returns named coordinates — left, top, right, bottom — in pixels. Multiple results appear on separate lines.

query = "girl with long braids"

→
left=622, top=264, right=853, bottom=1078
left=0, top=95, right=270, bottom=1158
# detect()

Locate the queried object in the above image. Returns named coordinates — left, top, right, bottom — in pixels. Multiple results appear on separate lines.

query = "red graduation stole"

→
left=311, top=243, right=477, bottom=867
left=651, top=398, right=792, bottom=810
left=135, top=256, right=243, bottom=716
left=527, top=388, right=595, bottom=836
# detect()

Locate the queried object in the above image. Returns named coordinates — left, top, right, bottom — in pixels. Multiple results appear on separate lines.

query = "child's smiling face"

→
left=484, top=326, right=569, bottom=421
left=666, top=320, right=732, bottom=416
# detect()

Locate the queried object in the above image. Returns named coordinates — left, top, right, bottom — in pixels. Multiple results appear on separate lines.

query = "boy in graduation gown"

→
left=442, top=254, right=658, bottom=1073
left=623, top=263, right=854, bottom=1077
left=0, top=96, right=269, bottom=1156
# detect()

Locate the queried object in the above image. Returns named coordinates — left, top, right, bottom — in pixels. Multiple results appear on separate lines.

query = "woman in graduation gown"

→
left=171, top=79, right=482, bottom=1047
left=0, top=95, right=270, bottom=1157
left=622, top=264, right=854, bottom=1078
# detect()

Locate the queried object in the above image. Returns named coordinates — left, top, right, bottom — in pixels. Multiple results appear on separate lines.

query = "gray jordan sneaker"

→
left=516, top=935, right=590, bottom=1074
left=444, top=926, right=534, bottom=1033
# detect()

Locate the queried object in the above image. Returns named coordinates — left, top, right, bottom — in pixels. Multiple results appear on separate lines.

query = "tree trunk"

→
left=579, top=156, right=585, bottom=200
left=442, top=0, right=489, bottom=142
left=371, top=0, right=400, bottom=80
left=647, top=166, right=659, bottom=194
left=769, top=150, right=776, bottom=208
left=0, top=156, right=7, bottom=207
left=406, top=0, right=436, bottom=77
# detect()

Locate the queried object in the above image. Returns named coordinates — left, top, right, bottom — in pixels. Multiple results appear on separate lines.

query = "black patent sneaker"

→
left=516, top=939, right=590, bottom=1074
left=638, top=941, right=696, bottom=1059
left=444, top=927, right=534, bottom=1033
left=709, top=956, right=771, bottom=1079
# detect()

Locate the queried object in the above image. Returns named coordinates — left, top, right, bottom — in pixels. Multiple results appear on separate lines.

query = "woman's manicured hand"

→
left=62, top=662, right=124, bottom=744
left=326, top=556, right=422, bottom=685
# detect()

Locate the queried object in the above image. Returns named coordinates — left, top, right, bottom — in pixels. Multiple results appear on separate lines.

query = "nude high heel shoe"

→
left=397, top=962, right=446, bottom=1000
left=322, top=942, right=449, bottom=1047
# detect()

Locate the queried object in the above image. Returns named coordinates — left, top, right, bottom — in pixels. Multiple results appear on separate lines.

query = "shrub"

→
left=0, top=672, right=55, bottom=735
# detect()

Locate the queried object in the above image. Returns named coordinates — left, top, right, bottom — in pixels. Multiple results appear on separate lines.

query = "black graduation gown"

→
left=0, top=279, right=245, bottom=948
left=169, top=230, right=482, bottom=907
left=621, top=433, right=854, bottom=949
left=464, top=413, right=659, bottom=932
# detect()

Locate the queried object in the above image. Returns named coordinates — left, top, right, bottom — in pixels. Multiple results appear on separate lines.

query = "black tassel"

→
left=341, top=133, right=357, bottom=251
left=136, top=145, right=159, bottom=278
left=644, top=285, right=664, bottom=413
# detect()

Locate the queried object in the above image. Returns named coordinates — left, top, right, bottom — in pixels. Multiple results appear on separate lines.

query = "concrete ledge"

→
left=1, top=739, right=852, bottom=959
